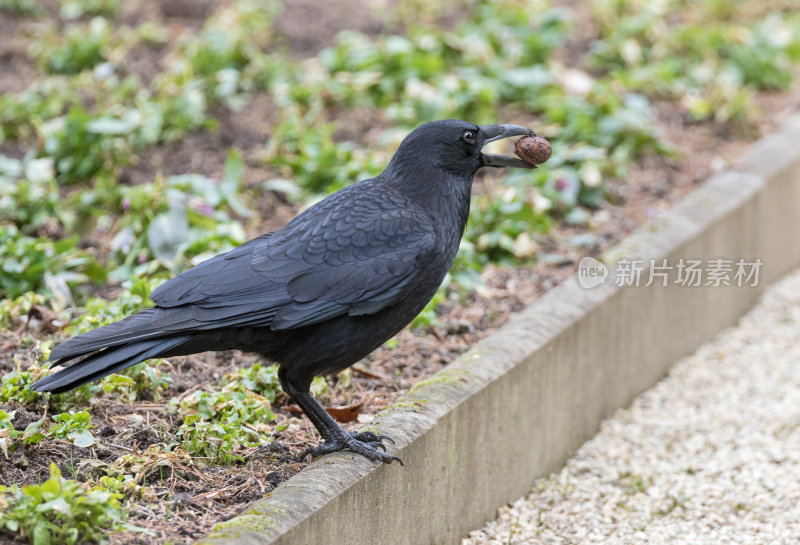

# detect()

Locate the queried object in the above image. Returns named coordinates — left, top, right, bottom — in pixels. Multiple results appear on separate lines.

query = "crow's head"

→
left=385, top=119, right=536, bottom=179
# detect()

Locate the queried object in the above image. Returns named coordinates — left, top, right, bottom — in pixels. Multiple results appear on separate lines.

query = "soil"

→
left=273, top=0, right=387, bottom=57
left=1, top=1, right=799, bottom=544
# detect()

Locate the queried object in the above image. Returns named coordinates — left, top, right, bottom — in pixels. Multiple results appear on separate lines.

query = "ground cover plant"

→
left=1, top=0, right=799, bottom=542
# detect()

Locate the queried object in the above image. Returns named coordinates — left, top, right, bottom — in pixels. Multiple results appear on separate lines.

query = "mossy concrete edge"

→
left=197, top=114, right=800, bottom=545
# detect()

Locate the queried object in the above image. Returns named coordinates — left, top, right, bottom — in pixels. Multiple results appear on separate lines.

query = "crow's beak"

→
left=479, top=124, right=536, bottom=169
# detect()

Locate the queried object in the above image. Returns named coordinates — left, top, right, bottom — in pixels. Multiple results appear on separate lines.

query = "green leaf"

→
left=85, top=117, right=136, bottom=135
left=503, top=66, right=554, bottom=89
left=22, top=418, right=46, bottom=444
left=32, top=521, right=51, bottom=545
left=224, top=148, right=244, bottom=183
left=72, top=430, right=96, bottom=448
left=262, top=178, right=302, bottom=197
left=147, top=201, right=189, bottom=266
left=38, top=497, right=71, bottom=516
left=0, top=154, right=23, bottom=177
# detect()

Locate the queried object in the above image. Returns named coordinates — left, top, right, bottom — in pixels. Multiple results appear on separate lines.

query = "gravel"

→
left=463, top=269, right=800, bottom=545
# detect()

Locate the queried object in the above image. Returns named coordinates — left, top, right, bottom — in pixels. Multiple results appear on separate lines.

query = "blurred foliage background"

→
left=1, top=0, right=800, bottom=542
left=1, top=0, right=799, bottom=317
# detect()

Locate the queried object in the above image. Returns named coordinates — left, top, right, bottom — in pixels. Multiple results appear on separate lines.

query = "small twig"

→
left=350, top=366, right=386, bottom=381
left=102, top=441, right=134, bottom=452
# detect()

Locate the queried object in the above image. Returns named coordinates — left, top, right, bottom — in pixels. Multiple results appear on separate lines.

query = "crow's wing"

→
left=52, top=184, right=437, bottom=360
left=167, top=198, right=436, bottom=331
left=151, top=182, right=438, bottom=328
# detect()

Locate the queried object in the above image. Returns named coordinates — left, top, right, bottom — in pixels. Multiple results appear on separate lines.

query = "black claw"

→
left=296, top=448, right=313, bottom=462
left=350, top=431, right=395, bottom=445
left=297, top=431, right=402, bottom=465
left=350, top=431, right=378, bottom=442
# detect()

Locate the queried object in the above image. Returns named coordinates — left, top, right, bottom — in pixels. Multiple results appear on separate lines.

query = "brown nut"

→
left=515, top=135, right=552, bottom=165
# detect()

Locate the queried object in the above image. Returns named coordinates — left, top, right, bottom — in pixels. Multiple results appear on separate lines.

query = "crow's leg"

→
left=279, top=370, right=401, bottom=465
left=293, top=391, right=402, bottom=465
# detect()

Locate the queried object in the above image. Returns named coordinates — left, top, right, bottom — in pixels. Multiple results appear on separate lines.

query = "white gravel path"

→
left=463, top=269, right=800, bottom=545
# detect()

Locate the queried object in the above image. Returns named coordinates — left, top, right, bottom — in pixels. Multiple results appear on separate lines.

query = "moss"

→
left=374, top=399, right=428, bottom=420
left=247, top=504, right=284, bottom=517
left=385, top=400, right=427, bottom=412
left=407, top=367, right=473, bottom=394
left=464, top=348, right=488, bottom=360
left=370, top=370, right=477, bottom=424
left=358, top=425, right=380, bottom=433
left=373, top=367, right=476, bottom=412
left=203, top=504, right=284, bottom=541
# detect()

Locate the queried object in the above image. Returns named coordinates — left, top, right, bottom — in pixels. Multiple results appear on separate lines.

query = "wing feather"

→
left=106, top=182, right=436, bottom=342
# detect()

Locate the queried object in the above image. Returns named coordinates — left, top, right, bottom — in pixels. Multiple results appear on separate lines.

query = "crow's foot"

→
left=298, top=431, right=402, bottom=465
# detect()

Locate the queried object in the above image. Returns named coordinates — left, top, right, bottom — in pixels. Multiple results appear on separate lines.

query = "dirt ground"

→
left=1, top=0, right=799, bottom=543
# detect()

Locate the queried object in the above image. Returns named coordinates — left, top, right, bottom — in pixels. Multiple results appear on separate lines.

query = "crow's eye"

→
left=462, top=130, right=477, bottom=145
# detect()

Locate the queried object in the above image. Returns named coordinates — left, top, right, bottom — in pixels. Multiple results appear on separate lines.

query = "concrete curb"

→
left=197, top=115, right=800, bottom=545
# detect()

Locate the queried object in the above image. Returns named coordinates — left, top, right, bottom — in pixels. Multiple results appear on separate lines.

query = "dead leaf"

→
left=0, top=338, right=21, bottom=351
left=325, top=400, right=364, bottom=423
left=17, top=305, right=62, bottom=334
left=0, top=428, right=11, bottom=458
left=350, top=366, right=386, bottom=381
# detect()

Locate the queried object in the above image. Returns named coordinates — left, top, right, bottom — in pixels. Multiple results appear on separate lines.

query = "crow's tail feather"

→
left=49, top=308, right=168, bottom=362
left=31, top=335, right=192, bottom=394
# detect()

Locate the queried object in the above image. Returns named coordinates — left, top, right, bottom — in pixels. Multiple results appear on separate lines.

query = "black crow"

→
left=32, top=119, right=536, bottom=464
